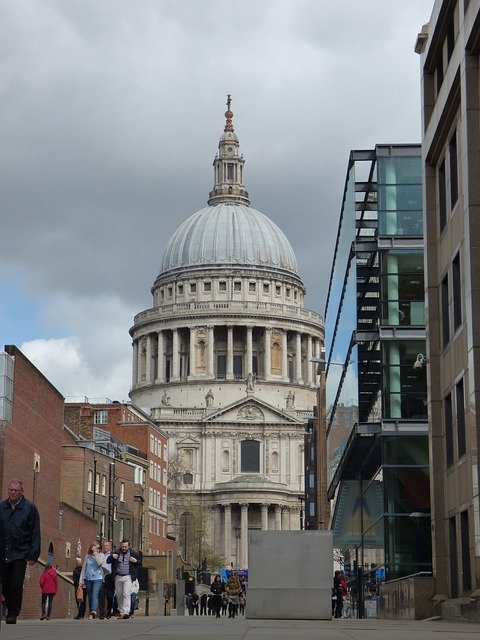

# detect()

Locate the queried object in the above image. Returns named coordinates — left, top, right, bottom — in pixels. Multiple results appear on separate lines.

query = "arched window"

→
left=241, top=440, right=260, bottom=473
left=47, top=542, right=54, bottom=565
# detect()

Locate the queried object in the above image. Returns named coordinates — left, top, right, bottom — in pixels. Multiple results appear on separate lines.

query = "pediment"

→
left=203, top=396, right=301, bottom=425
left=177, top=436, right=201, bottom=446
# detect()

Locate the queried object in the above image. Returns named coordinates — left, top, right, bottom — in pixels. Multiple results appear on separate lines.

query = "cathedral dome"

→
left=160, top=202, right=299, bottom=279
left=158, top=96, right=302, bottom=285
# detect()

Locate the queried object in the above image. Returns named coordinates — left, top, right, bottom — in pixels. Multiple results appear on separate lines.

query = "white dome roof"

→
left=159, top=202, right=300, bottom=280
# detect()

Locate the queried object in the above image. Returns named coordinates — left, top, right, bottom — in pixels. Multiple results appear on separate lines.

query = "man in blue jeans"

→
left=0, top=479, right=41, bottom=624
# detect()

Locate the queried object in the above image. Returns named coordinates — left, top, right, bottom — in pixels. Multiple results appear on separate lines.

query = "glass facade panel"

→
left=382, top=341, right=427, bottom=419
left=377, top=156, right=422, bottom=236
left=380, top=250, right=425, bottom=326
left=384, top=514, right=431, bottom=578
left=383, top=437, right=429, bottom=465
left=384, top=466, right=430, bottom=515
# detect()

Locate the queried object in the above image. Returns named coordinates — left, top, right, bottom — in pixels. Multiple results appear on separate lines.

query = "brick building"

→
left=0, top=346, right=97, bottom=619
left=64, top=399, right=175, bottom=555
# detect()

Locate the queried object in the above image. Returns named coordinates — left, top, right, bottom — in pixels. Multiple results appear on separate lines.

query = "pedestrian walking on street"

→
left=107, top=539, right=141, bottom=619
left=224, top=572, right=242, bottom=618
left=0, top=479, right=41, bottom=624
left=200, top=592, right=207, bottom=615
left=79, top=542, right=105, bottom=619
left=39, top=563, right=58, bottom=620
left=98, top=540, right=114, bottom=619
left=332, top=570, right=343, bottom=619
left=73, top=557, right=86, bottom=619
left=210, top=574, right=224, bottom=619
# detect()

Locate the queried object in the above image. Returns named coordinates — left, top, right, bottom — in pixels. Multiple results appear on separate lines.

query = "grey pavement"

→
left=2, top=616, right=480, bottom=640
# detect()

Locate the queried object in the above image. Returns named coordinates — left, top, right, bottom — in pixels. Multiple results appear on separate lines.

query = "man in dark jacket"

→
left=106, top=539, right=141, bottom=619
left=0, top=479, right=41, bottom=624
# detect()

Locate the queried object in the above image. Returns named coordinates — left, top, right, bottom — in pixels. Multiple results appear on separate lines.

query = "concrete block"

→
left=247, top=530, right=333, bottom=619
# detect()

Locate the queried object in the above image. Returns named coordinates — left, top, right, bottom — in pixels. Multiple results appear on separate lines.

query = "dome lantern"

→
left=207, top=95, right=250, bottom=206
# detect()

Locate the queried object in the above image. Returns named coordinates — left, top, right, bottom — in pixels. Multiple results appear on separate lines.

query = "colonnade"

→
left=132, top=324, right=322, bottom=388
left=212, top=502, right=299, bottom=568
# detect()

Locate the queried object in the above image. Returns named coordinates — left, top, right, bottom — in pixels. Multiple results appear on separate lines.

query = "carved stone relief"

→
left=237, top=405, right=264, bottom=421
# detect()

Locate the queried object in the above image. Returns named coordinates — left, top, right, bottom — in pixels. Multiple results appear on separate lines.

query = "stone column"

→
left=282, top=330, right=289, bottom=381
left=188, top=328, right=196, bottom=380
left=226, top=326, right=234, bottom=380
left=281, top=506, right=290, bottom=530
left=275, top=505, right=282, bottom=530
left=145, top=334, right=153, bottom=383
left=156, top=331, right=165, bottom=383
left=223, top=503, right=231, bottom=565
left=246, top=326, right=253, bottom=376
left=264, top=327, right=271, bottom=380
left=214, top=504, right=222, bottom=553
left=208, top=326, right=215, bottom=378
left=261, top=504, right=269, bottom=530
left=172, top=328, right=180, bottom=381
left=295, top=332, right=303, bottom=384
left=132, top=339, right=138, bottom=387
left=240, top=503, right=249, bottom=568
left=307, top=334, right=313, bottom=386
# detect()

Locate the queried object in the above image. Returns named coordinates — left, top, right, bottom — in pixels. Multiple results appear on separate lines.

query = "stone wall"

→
left=379, top=574, right=434, bottom=620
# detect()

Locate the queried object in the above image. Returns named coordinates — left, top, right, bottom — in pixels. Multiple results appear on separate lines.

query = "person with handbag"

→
left=72, top=557, right=86, bottom=619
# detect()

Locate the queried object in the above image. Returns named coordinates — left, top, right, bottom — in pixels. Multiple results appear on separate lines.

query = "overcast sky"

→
left=1, top=0, right=433, bottom=401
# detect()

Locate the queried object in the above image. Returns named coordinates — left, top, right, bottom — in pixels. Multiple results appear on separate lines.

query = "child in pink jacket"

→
left=39, top=564, right=58, bottom=620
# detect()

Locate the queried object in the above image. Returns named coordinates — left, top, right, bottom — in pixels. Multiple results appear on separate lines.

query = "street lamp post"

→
left=182, top=512, right=191, bottom=564
left=298, top=495, right=305, bottom=530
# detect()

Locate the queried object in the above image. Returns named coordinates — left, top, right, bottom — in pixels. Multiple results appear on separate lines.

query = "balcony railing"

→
left=134, top=300, right=323, bottom=325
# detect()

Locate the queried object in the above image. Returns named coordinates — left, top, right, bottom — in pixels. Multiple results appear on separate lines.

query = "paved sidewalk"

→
left=1, top=616, right=480, bottom=640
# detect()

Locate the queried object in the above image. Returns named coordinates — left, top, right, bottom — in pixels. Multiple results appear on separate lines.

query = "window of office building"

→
left=438, top=158, right=447, bottom=232
left=452, top=252, right=462, bottom=330
left=382, top=342, right=427, bottom=420
left=380, top=250, right=424, bottom=326
left=445, top=392, right=454, bottom=468
left=449, top=131, right=458, bottom=208
left=377, top=155, right=422, bottom=236
left=461, top=510, right=471, bottom=591
left=456, top=378, right=466, bottom=458
left=442, top=273, right=450, bottom=347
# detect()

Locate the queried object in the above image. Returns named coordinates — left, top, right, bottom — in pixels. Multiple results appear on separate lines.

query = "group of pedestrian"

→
left=332, top=569, right=350, bottom=619
left=209, top=572, right=245, bottom=619
left=74, top=538, right=141, bottom=620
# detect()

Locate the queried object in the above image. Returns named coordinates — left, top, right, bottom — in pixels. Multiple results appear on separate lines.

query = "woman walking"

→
left=79, top=542, right=105, bottom=619
left=210, top=574, right=224, bottom=619
left=39, top=564, right=58, bottom=620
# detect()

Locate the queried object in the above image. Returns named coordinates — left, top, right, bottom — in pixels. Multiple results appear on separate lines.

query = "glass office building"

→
left=325, top=145, right=431, bottom=581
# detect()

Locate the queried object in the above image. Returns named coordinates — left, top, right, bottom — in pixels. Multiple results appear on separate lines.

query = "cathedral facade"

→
left=129, top=98, right=324, bottom=568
